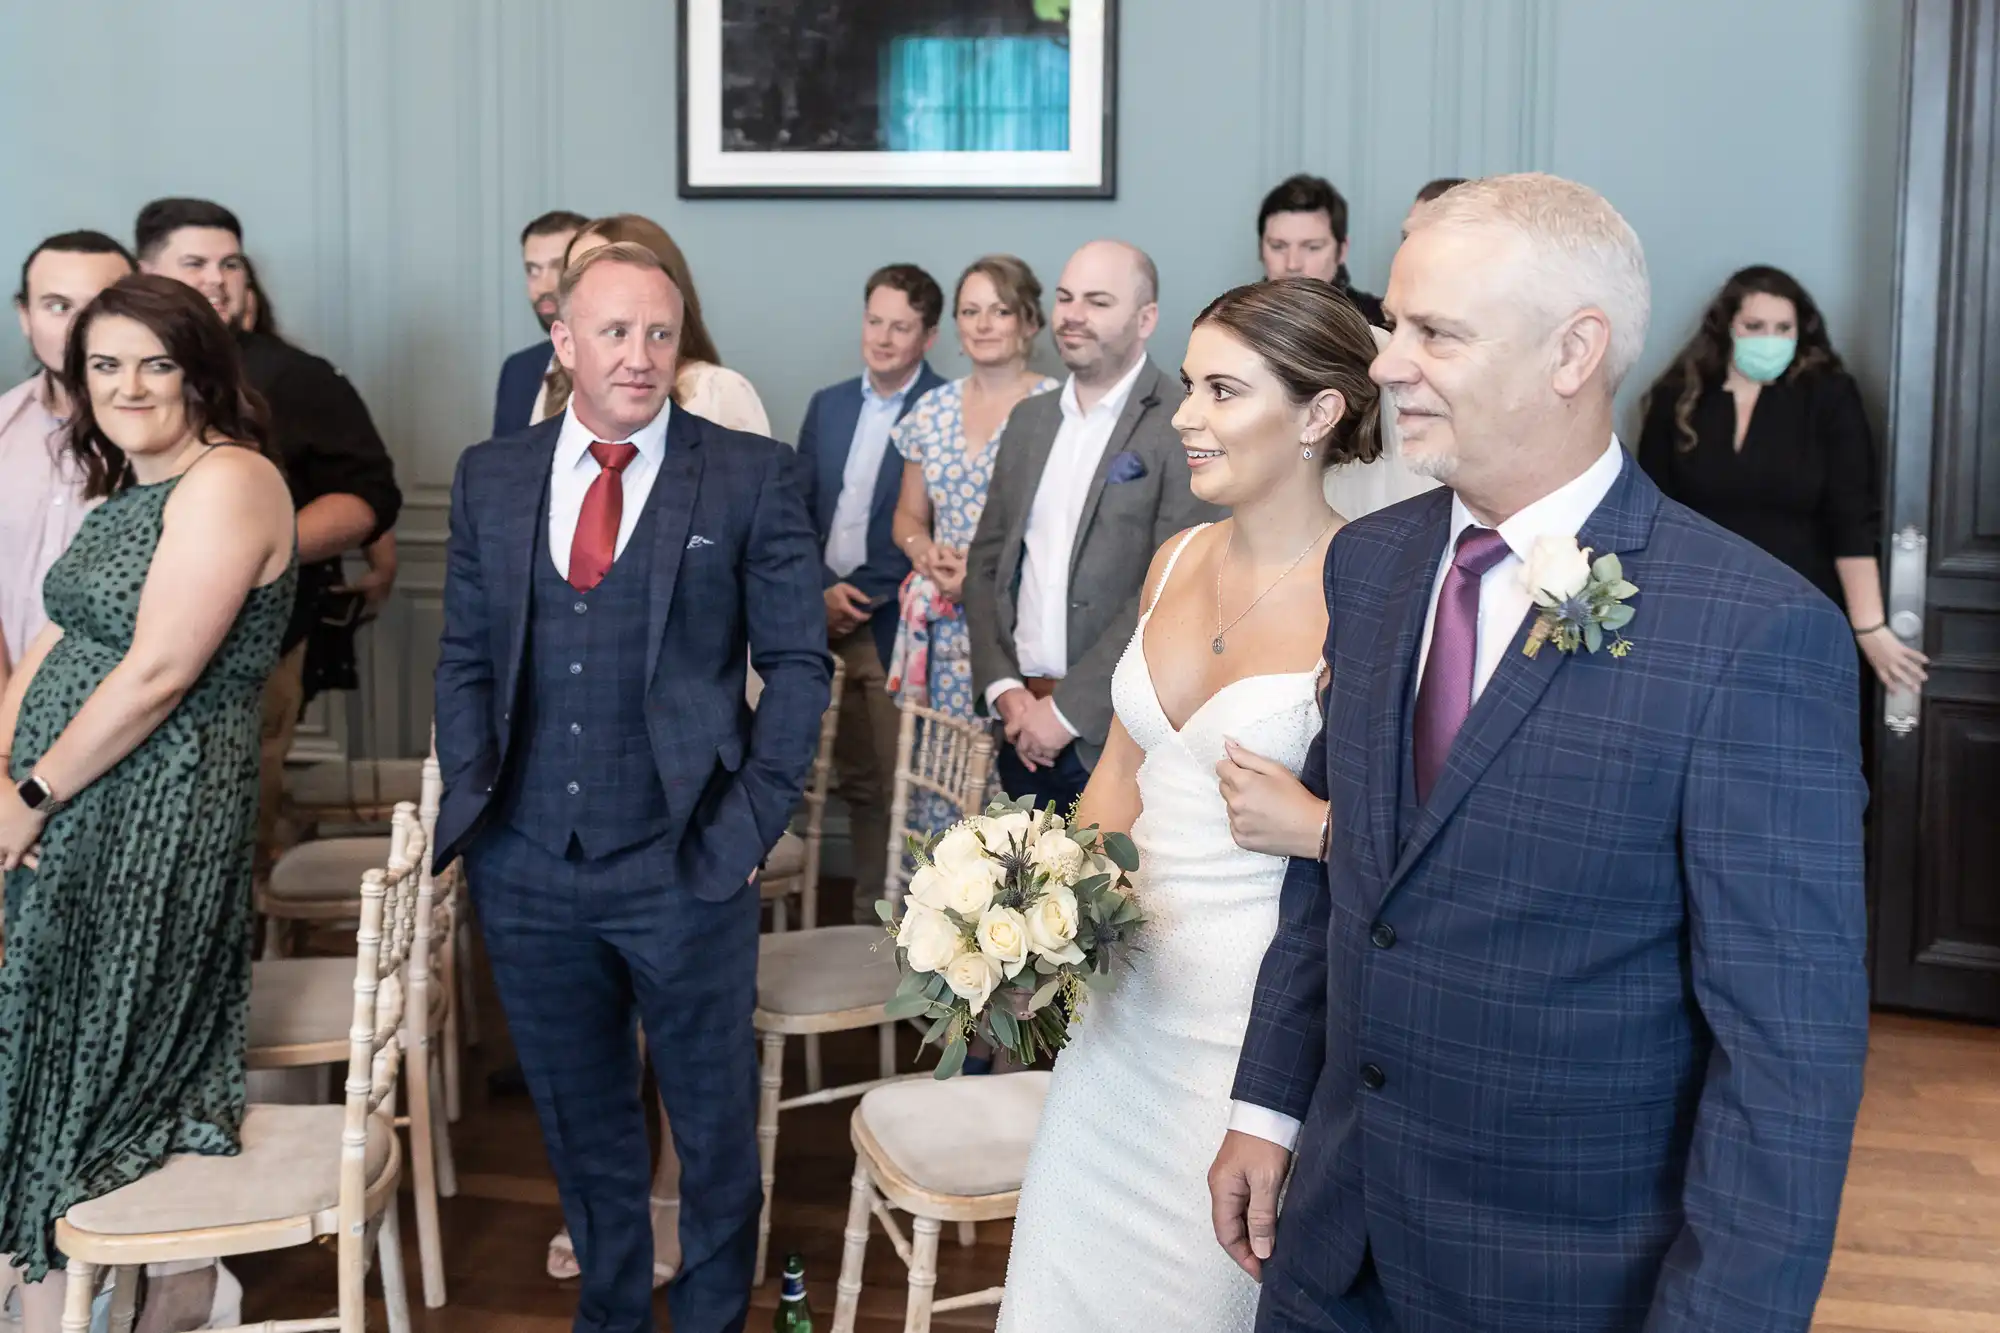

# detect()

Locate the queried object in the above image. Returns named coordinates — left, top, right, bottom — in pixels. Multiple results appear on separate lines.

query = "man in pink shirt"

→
left=1, top=231, right=135, bottom=696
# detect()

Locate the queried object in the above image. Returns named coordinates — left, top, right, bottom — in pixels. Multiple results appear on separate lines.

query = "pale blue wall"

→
left=0, top=0, right=1909, bottom=753
left=2, top=0, right=1906, bottom=458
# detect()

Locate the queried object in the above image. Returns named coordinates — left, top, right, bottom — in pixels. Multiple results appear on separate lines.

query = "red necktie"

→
left=1411, top=526, right=1511, bottom=804
left=567, top=441, right=640, bottom=592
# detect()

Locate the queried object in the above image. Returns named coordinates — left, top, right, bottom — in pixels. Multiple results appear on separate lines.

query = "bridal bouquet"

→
left=876, top=796, right=1144, bottom=1078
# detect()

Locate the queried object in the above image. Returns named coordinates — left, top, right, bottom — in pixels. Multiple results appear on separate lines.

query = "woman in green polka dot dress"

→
left=0, top=275, right=297, bottom=1329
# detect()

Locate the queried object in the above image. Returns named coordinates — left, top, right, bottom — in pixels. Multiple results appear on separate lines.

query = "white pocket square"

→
left=686, top=535, right=715, bottom=550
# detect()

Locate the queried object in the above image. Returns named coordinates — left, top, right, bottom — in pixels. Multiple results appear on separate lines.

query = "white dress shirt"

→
left=984, top=355, right=1148, bottom=731
left=547, top=400, right=672, bottom=579
left=1227, top=436, right=1627, bottom=1153
left=826, top=365, right=922, bottom=577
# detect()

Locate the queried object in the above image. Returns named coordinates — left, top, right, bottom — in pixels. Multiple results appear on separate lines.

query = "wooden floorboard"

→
left=230, top=895, right=2000, bottom=1331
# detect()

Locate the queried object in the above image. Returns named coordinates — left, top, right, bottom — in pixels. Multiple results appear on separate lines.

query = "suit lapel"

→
left=1381, top=454, right=1661, bottom=902
left=497, top=421, right=562, bottom=713
left=1363, top=495, right=1452, bottom=887
left=644, top=407, right=706, bottom=684
left=1066, top=361, right=1158, bottom=587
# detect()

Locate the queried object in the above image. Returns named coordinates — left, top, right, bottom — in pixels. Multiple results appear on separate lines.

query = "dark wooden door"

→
left=1872, top=0, right=2000, bottom=1022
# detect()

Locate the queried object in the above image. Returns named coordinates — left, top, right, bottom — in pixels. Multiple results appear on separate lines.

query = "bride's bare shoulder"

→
left=1145, top=521, right=1224, bottom=605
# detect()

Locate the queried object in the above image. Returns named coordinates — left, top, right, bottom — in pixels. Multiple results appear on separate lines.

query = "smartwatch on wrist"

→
left=17, top=775, right=65, bottom=818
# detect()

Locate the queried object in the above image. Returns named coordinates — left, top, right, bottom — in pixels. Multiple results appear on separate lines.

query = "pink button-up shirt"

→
left=0, top=376, right=92, bottom=666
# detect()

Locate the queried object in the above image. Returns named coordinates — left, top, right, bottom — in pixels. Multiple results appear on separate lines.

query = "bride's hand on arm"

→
left=1218, top=739, right=1329, bottom=859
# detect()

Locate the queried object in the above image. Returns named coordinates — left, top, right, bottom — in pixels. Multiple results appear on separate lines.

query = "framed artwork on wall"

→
left=678, top=0, right=1117, bottom=198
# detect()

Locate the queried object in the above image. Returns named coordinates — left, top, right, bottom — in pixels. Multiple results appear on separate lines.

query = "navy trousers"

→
left=1257, top=1249, right=1399, bottom=1333
left=996, top=740, right=1092, bottom=816
left=466, top=825, right=761, bottom=1333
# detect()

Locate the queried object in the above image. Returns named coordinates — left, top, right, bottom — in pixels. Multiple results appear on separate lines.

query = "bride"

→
left=996, top=278, right=1384, bottom=1331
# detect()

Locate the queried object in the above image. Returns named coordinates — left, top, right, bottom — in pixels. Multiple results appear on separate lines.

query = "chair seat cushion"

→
left=761, top=831, right=807, bottom=884
left=286, top=759, right=424, bottom=809
left=63, top=1104, right=392, bottom=1236
left=249, top=957, right=443, bottom=1053
left=858, top=1071, right=1049, bottom=1198
left=756, top=925, right=898, bottom=1018
left=265, top=836, right=387, bottom=904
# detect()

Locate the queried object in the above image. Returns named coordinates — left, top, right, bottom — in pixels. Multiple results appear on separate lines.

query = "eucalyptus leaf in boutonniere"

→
left=1519, top=535, right=1638, bottom=659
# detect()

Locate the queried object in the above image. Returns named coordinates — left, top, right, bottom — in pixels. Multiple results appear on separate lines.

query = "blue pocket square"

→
left=1105, top=450, right=1147, bottom=484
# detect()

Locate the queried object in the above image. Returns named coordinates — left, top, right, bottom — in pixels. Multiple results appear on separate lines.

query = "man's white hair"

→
left=1406, top=173, right=1651, bottom=390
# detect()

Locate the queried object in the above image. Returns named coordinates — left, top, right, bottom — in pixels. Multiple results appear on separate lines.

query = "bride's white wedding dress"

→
left=996, top=526, right=1321, bottom=1332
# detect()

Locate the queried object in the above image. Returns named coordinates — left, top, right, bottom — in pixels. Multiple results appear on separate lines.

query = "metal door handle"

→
left=1883, top=525, right=1926, bottom=734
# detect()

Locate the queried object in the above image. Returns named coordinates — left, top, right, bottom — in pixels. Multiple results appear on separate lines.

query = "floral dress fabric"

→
left=887, top=376, right=1057, bottom=835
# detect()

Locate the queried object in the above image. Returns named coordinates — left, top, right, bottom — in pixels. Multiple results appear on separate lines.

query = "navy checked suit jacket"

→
left=491, top=340, right=549, bottom=438
left=794, top=362, right=946, bottom=666
left=432, top=408, right=833, bottom=894
left=1233, top=455, right=1870, bottom=1331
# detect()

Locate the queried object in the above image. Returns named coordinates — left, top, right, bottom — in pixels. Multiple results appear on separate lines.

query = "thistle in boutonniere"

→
left=1520, top=535, right=1638, bottom=659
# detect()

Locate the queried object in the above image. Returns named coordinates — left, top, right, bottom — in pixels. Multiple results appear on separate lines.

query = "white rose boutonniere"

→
left=1521, top=537, right=1638, bottom=659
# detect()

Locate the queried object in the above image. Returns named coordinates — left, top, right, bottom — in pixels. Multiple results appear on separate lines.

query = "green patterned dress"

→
left=0, top=466, right=294, bottom=1279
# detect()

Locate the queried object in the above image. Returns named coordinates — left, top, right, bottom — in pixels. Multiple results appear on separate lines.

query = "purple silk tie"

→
left=1412, top=526, right=1512, bottom=804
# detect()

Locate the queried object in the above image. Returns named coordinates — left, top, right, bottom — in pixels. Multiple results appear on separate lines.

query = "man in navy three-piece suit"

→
left=436, top=240, right=830, bottom=1333
left=794, top=263, right=946, bottom=910
left=1213, top=174, right=1870, bottom=1331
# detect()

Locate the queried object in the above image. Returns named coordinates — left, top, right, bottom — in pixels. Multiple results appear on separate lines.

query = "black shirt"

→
left=237, top=329, right=403, bottom=652
left=1637, top=368, right=1878, bottom=610
left=1335, top=273, right=1384, bottom=327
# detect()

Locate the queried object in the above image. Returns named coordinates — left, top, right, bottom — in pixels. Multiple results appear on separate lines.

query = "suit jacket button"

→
left=1360, top=1062, right=1386, bottom=1091
left=1370, top=922, right=1396, bottom=949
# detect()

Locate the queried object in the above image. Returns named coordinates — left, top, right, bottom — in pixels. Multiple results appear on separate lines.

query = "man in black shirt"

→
left=1256, top=173, right=1385, bottom=326
left=136, top=197, right=402, bottom=871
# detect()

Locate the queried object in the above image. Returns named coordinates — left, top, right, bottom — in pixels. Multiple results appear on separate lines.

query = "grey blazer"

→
left=965, top=358, right=1223, bottom=765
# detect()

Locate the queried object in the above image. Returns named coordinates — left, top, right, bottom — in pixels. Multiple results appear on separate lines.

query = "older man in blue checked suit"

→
left=795, top=263, right=946, bottom=912
left=1212, top=175, right=1869, bottom=1332
left=436, top=240, right=830, bottom=1333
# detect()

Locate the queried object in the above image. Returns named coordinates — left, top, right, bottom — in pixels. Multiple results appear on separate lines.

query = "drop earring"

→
left=1302, top=444, right=1315, bottom=460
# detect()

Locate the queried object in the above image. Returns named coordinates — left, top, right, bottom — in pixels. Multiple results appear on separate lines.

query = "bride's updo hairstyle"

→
left=1191, top=277, right=1383, bottom=469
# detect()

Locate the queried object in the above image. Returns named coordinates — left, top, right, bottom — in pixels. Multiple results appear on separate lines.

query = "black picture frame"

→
left=677, top=0, right=1118, bottom=199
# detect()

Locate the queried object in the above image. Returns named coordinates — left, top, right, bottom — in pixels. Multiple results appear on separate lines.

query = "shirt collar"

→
left=1446, top=436, right=1626, bottom=563
left=1060, top=353, right=1148, bottom=423
left=556, top=398, right=673, bottom=472
left=862, top=363, right=924, bottom=407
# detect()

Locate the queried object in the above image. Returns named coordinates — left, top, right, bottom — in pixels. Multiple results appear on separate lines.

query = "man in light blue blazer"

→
left=1213, top=174, right=1869, bottom=1333
left=492, top=208, right=588, bottom=437
left=794, top=263, right=947, bottom=912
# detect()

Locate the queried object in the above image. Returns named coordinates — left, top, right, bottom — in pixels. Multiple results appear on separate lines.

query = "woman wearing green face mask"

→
left=1638, top=265, right=1928, bottom=700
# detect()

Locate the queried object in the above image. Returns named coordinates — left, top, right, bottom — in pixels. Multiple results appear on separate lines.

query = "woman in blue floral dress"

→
left=888, top=255, right=1058, bottom=834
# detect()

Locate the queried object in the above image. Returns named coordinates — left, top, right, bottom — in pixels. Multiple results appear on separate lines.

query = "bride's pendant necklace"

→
left=1212, top=520, right=1336, bottom=655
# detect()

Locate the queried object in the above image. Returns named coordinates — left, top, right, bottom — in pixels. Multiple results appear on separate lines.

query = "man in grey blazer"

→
left=967, top=240, right=1222, bottom=811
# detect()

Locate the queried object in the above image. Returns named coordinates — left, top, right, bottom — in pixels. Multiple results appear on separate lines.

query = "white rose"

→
left=1520, top=535, right=1593, bottom=603
left=937, top=858, right=1003, bottom=917
left=932, top=824, right=986, bottom=874
left=976, top=810, right=1036, bottom=849
left=944, top=950, right=1005, bottom=1014
left=907, top=862, right=951, bottom=911
left=975, top=905, right=1032, bottom=978
left=897, top=902, right=967, bottom=974
left=1024, top=888, right=1085, bottom=965
left=1029, top=829, right=1086, bottom=884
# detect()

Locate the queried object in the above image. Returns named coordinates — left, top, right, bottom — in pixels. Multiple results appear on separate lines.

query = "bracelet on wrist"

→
left=1316, top=806, right=1332, bottom=861
left=1852, top=621, right=1887, bottom=638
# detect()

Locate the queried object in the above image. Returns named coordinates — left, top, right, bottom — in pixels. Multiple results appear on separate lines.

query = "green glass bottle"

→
left=773, top=1253, right=814, bottom=1332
